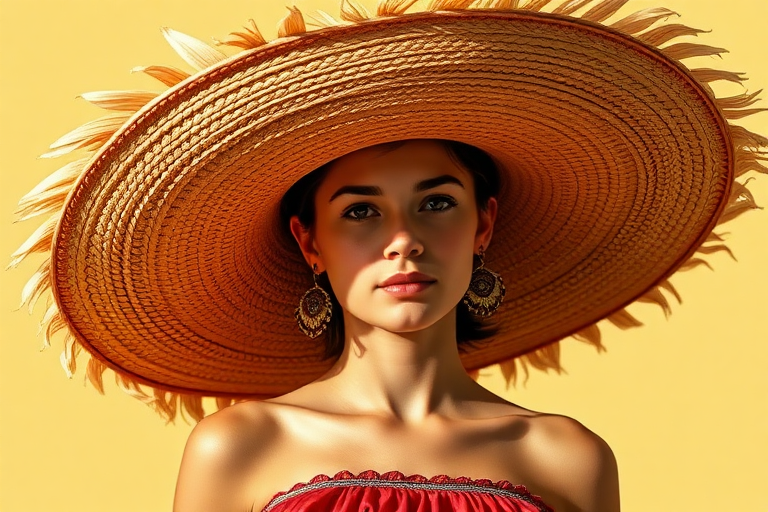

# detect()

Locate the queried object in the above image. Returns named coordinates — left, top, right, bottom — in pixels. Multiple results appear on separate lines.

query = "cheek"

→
left=314, top=223, right=378, bottom=301
left=434, top=226, right=477, bottom=288
left=430, top=214, right=480, bottom=288
left=427, top=210, right=478, bottom=252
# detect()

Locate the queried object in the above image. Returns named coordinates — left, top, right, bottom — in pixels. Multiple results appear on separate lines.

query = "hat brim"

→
left=13, top=5, right=764, bottom=420
left=46, top=11, right=731, bottom=397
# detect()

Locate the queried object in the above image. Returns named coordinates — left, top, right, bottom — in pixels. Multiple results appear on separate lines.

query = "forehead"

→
left=319, top=140, right=470, bottom=187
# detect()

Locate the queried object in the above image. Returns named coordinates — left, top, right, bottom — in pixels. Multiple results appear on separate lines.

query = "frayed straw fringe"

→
left=305, top=10, right=349, bottom=29
left=637, top=23, right=706, bottom=46
left=278, top=6, right=307, bottom=38
left=12, top=0, right=766, bottom=424
left=130, top=65, right=190, bottom=87
left=428, top=0, right=477, bottom=10
left=552, top=0, right=596, bottom=16
left=214, top=19, right=267, bottom=49
left=523, top=0, right=555, bottom=12
left=160, top=27, right=227, bottom=71
left=41, top=114, right=131, bottom=159
left=610, top=7, right=678, bottom=34
left=341, top=0, right=374, bottom=21
left=15, top=159, right=87, bottom=222
left=378, top=0, right=421, bottom=16
left=580, top=0, right=629, bottom=23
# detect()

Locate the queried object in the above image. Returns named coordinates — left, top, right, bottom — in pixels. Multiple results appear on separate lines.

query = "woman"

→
left=9, top=1, right=764, bottom=512
left=173, top=139, right=619, bottom=511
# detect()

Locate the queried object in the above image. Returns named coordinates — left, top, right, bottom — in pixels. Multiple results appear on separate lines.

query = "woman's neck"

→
left=316, top=311, right=484, bottom=424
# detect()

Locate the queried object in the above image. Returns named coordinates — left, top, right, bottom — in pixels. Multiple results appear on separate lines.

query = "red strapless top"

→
left=261, top=470, right=554, bottom=511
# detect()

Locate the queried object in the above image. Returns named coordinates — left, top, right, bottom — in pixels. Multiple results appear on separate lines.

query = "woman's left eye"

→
left=422, top=196, right=458, bottom=212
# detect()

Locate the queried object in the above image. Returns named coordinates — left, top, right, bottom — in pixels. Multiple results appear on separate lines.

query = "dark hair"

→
left=279, top=139, right=501, bottom=359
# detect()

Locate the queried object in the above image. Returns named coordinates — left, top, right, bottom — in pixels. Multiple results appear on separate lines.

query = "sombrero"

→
left=11, top=0, right=766, bottom=423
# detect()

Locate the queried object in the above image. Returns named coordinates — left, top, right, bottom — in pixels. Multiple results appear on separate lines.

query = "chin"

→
left=361, top=304, right=457, bottom=335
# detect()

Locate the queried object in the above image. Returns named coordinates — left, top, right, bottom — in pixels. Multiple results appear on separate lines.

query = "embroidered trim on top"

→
left=261, top=470, right=552, bottom=512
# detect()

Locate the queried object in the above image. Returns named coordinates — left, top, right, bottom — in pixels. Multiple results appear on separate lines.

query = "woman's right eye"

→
left=342, top=204, right=378, bottom=220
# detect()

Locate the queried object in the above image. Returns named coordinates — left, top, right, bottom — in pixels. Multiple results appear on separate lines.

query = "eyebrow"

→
left=329, top=174, right=465, bottom=202
left=415, top=174, right=465, bottom=192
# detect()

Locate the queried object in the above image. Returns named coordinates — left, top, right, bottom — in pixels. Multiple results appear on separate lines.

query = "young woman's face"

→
left=291, top=140, right=497, bottom=335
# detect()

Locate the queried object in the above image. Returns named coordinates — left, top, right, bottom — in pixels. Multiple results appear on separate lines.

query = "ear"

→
left=474, top=197, right=497, bottom=253
left=289, top=216, right=325, bottom=272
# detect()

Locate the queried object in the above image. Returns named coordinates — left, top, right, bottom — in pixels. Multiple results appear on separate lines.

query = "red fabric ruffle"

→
left=263, top=469, right=554, bottom=512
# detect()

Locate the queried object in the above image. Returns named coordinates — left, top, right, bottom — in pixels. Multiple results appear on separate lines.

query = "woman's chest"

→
left=246, top=416, right=541, bottom=511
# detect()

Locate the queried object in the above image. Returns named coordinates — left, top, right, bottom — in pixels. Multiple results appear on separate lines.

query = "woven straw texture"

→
left=12, top=0, right=766, bottom=423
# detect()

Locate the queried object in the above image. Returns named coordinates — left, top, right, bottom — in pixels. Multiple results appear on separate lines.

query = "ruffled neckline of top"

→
left=264, top=469, right=552, bottom=510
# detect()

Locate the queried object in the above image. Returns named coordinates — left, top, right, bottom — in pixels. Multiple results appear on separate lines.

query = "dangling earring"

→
left=295, top=264, right=333, bottom=338
left=463, top=246, right=505, bottom=317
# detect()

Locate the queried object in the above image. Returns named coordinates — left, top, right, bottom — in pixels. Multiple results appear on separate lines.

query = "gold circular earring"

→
left=295, top=264, right=333, bottom=338
left=463, top=246, right=506, bottom=317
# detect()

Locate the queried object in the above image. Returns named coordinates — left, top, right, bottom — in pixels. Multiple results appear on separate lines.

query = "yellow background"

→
left=0, top=1, right=766, bottom=511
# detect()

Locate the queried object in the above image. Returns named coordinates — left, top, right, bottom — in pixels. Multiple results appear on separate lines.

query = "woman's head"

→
left=280, top=139, right=501, bottom=357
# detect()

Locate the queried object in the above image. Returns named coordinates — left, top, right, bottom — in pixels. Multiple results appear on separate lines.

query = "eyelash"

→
left=423, top=195, right=458, bottom=211
left=341, top=195, right=458, bottom=221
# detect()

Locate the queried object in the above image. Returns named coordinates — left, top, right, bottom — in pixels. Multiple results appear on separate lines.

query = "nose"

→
left=383, top=219, right=424, bottom=260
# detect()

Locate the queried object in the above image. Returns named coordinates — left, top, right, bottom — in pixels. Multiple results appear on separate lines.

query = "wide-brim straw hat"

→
left=11, top=0, right=766, bottom=423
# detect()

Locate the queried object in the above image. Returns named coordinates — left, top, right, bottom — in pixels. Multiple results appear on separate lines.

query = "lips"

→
left=378, top=272, right=436, bottom=288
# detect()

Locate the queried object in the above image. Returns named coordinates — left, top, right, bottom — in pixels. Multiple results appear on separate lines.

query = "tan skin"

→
left=173, top=140, right=620, bottom=512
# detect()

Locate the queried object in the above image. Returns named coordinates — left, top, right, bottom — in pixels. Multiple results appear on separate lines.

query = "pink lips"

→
left=378, top=272, right=436, bottom=296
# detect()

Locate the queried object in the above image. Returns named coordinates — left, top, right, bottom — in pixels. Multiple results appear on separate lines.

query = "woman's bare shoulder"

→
left=518, top=412, right=620, bottom=512
left=521, top=412, right=615, bottom=466
left=173, top=401, right=281, bottom=512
